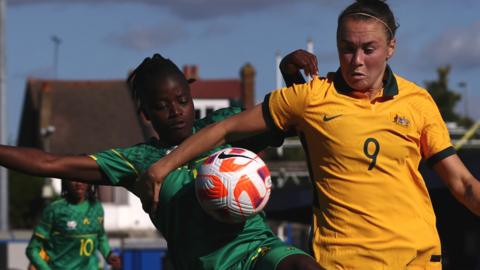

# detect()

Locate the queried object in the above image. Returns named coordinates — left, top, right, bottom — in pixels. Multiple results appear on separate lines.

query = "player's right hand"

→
left=280, top=49, right=319, bottom=78
left=107, top=252, right=122, bottom=270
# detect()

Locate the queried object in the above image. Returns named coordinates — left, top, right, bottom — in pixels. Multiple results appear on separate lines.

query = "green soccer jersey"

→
left=91, top=107, right=286, bottom=270
left=26, top=199, right=111, bottom=270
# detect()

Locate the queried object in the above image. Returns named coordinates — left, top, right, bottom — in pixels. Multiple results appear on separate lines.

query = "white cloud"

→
left=8, top=0, right=332, bottom=21
left=421, top=22, right=480, bottom=70
left=108, top=24, right=189, bottom=51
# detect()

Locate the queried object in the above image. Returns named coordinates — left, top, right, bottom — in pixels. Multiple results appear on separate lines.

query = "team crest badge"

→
left=83, top=218, right=90, bottom=225
left=393, top=114, right=410, bottom=127
left=66, top=220, right=77, bottom=230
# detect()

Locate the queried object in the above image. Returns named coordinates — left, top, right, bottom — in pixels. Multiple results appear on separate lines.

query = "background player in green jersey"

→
left=0, top=54, right=321, bottom=269
left=26, top=180, right=121, bottom=270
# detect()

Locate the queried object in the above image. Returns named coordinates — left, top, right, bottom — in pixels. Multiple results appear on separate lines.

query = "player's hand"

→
left=280, top=49, right=318, bottom=78
left=133, top=165, right=166, bottom=215
left=107, top=252, right=122, bottom=270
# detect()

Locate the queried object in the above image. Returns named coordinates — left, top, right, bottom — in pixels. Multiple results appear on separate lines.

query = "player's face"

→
left=143, top=76, right=194, bottom=146
left=337, top=17, right=396, bottom=92
left=67, top=181, right=89, bottom=202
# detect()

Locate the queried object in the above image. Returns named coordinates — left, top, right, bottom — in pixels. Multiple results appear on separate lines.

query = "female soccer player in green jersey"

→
left=0, top=54, right=321, bottom=270
left=26, top=181, right=121, bottom=270
left=140, top=1, right=480, bottom=269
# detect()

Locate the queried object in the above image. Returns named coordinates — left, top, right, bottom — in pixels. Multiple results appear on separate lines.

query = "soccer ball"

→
left=195, top=147, right=272, bottom=223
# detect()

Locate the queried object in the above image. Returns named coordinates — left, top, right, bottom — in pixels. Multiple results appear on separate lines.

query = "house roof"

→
left=17, top=70, right=249, bottom=154
left=190, top=79, right=242, bottom=100
left=17, top=78, right=151, bottom=154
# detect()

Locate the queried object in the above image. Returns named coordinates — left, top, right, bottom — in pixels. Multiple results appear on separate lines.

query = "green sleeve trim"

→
left=92, top=148, right=140, bottom=186
left=34, top=232, right=46, bottom=240
left=427, top=146, right=456, bottom=168
left=111, top=149, right=139, bottom=176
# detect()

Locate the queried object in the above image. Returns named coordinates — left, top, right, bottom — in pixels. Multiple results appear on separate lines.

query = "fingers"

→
left=134, top=166, right=165, bottom=215
left=283, top=49, right=319, bottom=78
left=299, top=50, right=318, bottom=77
left=150, top=182, right=162, bottom=215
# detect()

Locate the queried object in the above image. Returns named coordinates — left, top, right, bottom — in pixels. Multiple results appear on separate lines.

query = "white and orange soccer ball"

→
left=195, top=147, right=272, bottom=223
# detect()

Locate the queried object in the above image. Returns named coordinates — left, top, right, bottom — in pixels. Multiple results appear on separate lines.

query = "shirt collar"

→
left=333, top=65, right=399, bottom=97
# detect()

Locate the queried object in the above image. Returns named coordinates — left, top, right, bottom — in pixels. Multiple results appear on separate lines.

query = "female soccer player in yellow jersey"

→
left=139, top=0, right=480, bottom=269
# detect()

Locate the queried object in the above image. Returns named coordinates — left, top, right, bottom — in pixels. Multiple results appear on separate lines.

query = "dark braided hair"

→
left=61, top=182, right=98, bottom=203
left=337, top=0, right=399, bottom=41
left=127, top=53, right=188, bottom=112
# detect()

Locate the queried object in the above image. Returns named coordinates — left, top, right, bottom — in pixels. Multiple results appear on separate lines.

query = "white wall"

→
left=193, top=99, right=230, bottom=119
left=103, top=192, right=155, bottom=231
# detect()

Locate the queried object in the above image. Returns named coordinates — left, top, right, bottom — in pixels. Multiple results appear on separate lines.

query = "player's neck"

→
left=66, top=195, right=86, bottom=204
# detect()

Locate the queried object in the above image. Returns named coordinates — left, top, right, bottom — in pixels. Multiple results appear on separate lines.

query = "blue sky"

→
left=5, top=0, right=480, bottom=142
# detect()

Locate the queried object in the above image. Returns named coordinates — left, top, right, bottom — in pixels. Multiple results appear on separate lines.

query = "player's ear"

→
left=386, top=38, right=396, bottom=60
left=139, top=107, right=151, bottom=122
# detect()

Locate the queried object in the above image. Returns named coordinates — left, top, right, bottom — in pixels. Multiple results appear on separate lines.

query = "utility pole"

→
left=458, top=82, right=469, bottom=118
left=0, top=0, right=9, bottom=231
left=51, top=35, right=61, bottom=78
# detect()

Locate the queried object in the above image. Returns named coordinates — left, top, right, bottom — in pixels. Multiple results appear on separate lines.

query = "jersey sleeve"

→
left=89, top=148, right=140, bottom=187
left=96, top=203, right=111, bottom=259
left=26, top=205, right=54, bottom=270
left=33, top=204, right=54, bottom=241
left=26, top=237, right=51, bottom=270
left=262, top=79, right=318, bottom=132
left=420, top=93, right=456, bottom=167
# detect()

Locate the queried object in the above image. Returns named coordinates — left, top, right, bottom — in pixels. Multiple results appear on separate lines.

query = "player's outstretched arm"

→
left=434, top=154, right=480, bottom=215
left=26, top=236, right=51, bottom=270
left=137, top=104, right=269, bottom=214
left=280, top=49, right=318, bottom=87
left=0, top=145, right=106, bottom=184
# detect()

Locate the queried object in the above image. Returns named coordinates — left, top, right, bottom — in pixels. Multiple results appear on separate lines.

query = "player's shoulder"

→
left=44, top=198, right=67, bottom=213
left=395, top=74, right=429, bottom=97
left=90, top=200, right=105, bottom=214
left=118, top=139, right=168, bottom=158
left=49, top=198, right=67, bottom=207
left=194, top=107, right=242, bottom=131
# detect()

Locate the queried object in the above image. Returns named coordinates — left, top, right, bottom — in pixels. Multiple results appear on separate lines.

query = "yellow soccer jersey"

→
left=263, top=66, right=453, bottom=269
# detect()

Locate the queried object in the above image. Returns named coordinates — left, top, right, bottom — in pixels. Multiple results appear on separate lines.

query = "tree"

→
left=8, top=171, right=46, bottom=228
left=424, top=65, right=473, bottom=127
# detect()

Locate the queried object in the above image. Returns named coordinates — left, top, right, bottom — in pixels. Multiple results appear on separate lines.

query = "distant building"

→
left=16, top=63, right=256, bottom=233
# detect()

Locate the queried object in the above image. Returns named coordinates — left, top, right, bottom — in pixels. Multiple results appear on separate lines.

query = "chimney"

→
left=183, top=65, right=199, bottom=81
left=240, top=63, right=255, bottom=109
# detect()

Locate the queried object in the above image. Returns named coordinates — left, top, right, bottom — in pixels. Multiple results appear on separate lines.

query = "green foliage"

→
left=424, top=66, right=473, bottom=127
left=8, top=171, right=46, bottom=229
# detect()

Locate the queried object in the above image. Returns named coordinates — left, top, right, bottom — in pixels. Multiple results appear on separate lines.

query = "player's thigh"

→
left=253, top=245, right=321, bottom=270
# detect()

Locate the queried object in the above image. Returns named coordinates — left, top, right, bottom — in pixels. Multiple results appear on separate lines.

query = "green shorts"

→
left=250, top=240, right=311, bottom=270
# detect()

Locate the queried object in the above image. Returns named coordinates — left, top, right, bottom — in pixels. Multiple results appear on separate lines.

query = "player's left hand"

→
left=280, top=49, right=319, bottom=77
left=133, top=166, right=166, bottom=215
left=107, top=252, right=122, bottom=270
